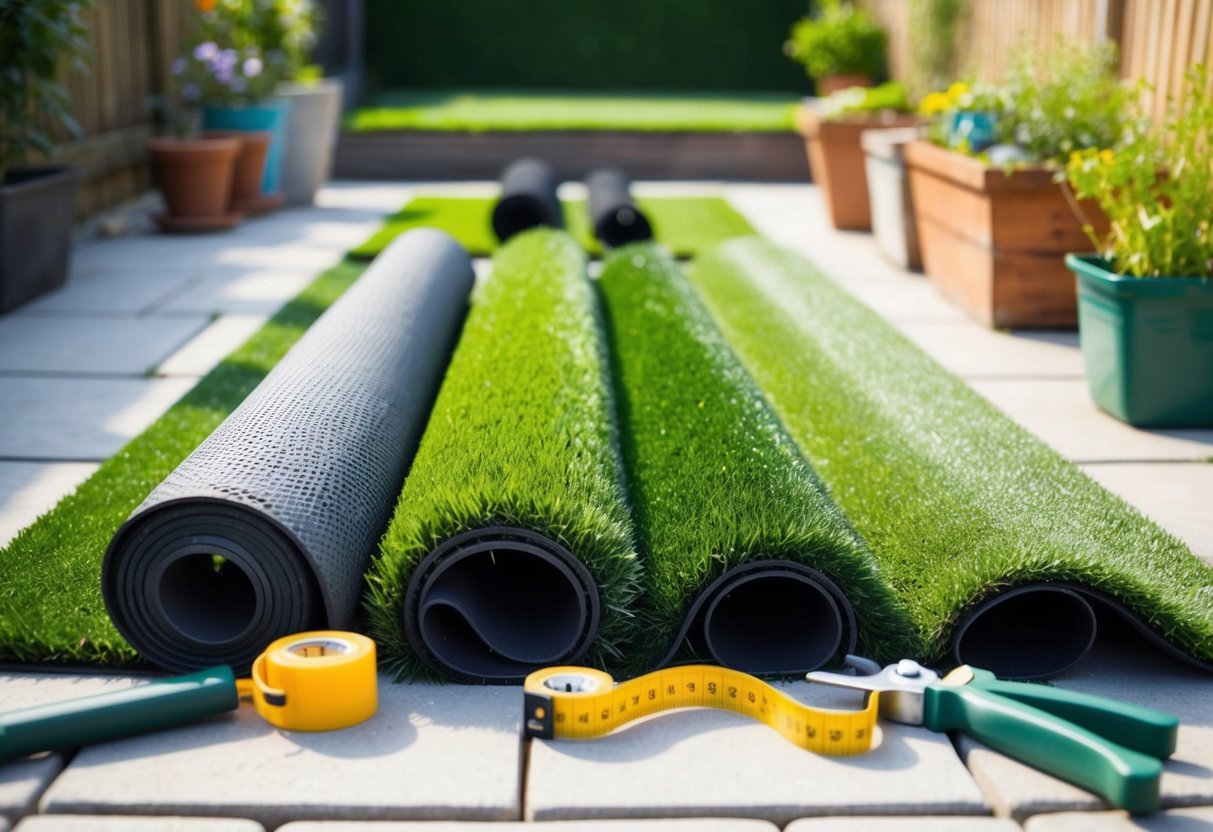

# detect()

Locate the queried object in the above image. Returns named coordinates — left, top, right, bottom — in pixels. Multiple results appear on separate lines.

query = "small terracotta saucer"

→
left=231, top=192, right=286, bottom=217
left=151, top=210, right=245, bottom=233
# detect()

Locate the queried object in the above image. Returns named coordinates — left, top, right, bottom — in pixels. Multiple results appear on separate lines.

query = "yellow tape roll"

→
left=246, top=631, right=377, bottom=731
left=523, top=665, right=879, bottom=756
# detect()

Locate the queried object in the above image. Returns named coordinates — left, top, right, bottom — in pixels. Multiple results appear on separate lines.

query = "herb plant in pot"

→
left=1063, top=66, right=1213, bottom=427
left=0, top=0, right=90, bottom=313
left=785, top=0, right=887, bottom=97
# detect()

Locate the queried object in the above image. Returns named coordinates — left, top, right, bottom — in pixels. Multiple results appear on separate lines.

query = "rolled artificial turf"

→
left=491, top=158, right=563, bottom=242
left=103, top=230, right=474, bottom=674
left=690, top=237, right=1213, bottom=678
left=0, top=258, right=370, bottom=667
left=586, top=168, right=653, bottom=248
left=367, top=229, right=641, bottom=683
left=349, top=195, right=756, bottom=260
left=597, top=245, right=914, bottom=675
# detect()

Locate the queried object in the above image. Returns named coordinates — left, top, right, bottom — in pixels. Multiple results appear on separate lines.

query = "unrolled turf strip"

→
left=690, top=237, right=1213, bottom=678
left=0, top=257, right=370, bottom=666
left=349, top=195, right=756, bottom=260
left=367, top=229, right=641, bottom=683
left=597, top=244, right=914, bottom=675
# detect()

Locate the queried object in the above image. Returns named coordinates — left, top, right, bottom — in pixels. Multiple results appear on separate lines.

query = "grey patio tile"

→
left=156, top=314, right=268, bottom=377
left=40, top=681, right=522, bottom=828
left=893, top=323, right=1084, bottom=379
left=12, top=268, right=204, bottom=317
left=0, top=754, right=64, bottom=828
left=0, top=461, right=97, bottom=547
left=958, top=640, right=1213, bottom=821
left=1079, top=463, right=1213, bottom=563
left=0, top=377, right=195, bottom=460
left=279, top=820, right=779, bottom=832
left=15, top=816, right=264, bottom=832
left=842, top=278, right=970, bottom=324
left=1024, top=807, right=1213, bottom=831
left=156, top=269, right=317, bottom=316
left=0, top=316, right=209, bottom=375
left=525, top=681, right=987, bottom=825
left=970, top=379, right=1213, bottom=462
left=786, top=818, right=1022, bottom=831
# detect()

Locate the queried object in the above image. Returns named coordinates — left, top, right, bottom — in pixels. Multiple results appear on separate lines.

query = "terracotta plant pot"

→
left=817, top=74, right=872, bottom=96
left=145, top=136, right=243, bottom=232
left=795, top=105, right=925, bottom=231
left=904, top=140, right=1108, bottom=329
left=203, top=130, right=282, bottom=215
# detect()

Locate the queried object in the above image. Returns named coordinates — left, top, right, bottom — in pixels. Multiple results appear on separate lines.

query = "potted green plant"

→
left=0, top=0, right=91, bottom=313
left=785, top=0, right=888, bottom=96
left=904, top=38, right=1128, bottom=328
left=795, top=82, right=924, bottom=231
left=1063, top=66, right=1213, bottom=427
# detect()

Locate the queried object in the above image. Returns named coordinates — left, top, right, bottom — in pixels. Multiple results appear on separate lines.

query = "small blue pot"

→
left=203, top=100, right=291, bottom=194
left=948, top=110, right=998, bottom=153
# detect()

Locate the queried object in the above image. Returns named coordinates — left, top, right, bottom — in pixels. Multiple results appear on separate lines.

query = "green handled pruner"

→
left=807, top=656, right=1179, bottom=815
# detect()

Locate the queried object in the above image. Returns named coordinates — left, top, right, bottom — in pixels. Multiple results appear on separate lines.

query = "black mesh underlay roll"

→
left=103, top=228, right=475, bottom=674
left=491, top=158, right=563, bottom=242
left=586, top=167, right=653, bottom=248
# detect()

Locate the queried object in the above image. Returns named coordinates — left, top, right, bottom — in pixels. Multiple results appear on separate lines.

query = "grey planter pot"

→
left=278, top=78, right=344, bottom=205
left=861, top=126, right=923, bottom=271
left=0, top=166, right=80, bottom=313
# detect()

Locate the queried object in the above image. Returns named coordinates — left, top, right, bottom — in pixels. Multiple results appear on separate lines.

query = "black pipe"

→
left=491, top=158, right=563, bottom=243
left=586, top=167, right=653, bottom=248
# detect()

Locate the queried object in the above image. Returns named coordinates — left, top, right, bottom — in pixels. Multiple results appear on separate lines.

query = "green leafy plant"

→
left=784, top=0, right=887, bottom=83
left=820, top=81, right=909, bottom=118
left=199, top=0, right=321, bottom=82
left=0, top=0, right=93, bottom=178
left=1065, top=66, right=1213, bottom=278
left=998, top=36, right=1132, bottom=163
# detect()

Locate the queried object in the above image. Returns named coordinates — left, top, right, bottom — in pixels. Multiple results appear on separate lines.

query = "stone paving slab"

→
left=892, top=324, right=1084, bottom=380
left=0, top=462, right=97, bottom=547
left=786, top=818, right=1022, bottom=831
left=14, top=816, right=264, bottom=832
left=0, top=377, right=196, bottom=460
left=971, top=380, right=1213, bottom=462
left=525, top=682, right=987, bottom=825
left=156, top=315, right=269, bottom=378
left=156, top=269, right=318, bottom=316
left=840, top=278, right=970, bottom=324
left=279, top=820, right=779, bottom=831
left=958, top=641, right=1213, bottom=821
left=40, top=681, right=522, bottom=828
left=1079, top=463, right=1213, bottom=563
left=1024, top=807, right=1213, bottom=831
left=0, top=755, right=64, bottom=829
left=11, top=268, right=204, bottom=317
left=0, top=316, right=209, bottom=376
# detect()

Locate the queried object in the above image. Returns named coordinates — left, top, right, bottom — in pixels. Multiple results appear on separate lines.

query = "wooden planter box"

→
left=904, top=140, right=1106, bottom=329
left=795, top=106, right=924, bottom=231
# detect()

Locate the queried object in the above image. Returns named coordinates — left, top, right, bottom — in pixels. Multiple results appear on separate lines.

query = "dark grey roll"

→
left=102, top=228, right=475, bottom=674
left=586, top=167, right=653, bottom=248
left=491, top=158, right=563, bottom=242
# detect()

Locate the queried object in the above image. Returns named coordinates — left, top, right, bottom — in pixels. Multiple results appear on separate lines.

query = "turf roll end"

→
left=491, top=158, right=563, bottom=243
left=402, top=527, right=600, bottom=681
left=950, top=585, right=1098, bottom=679
left=586, top=168, right=653, bottom=248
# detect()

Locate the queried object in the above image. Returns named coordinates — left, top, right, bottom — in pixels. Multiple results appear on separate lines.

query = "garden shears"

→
left=807, top=656, right=1179, bottom=815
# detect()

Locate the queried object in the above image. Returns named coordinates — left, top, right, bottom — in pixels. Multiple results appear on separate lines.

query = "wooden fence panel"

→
left=1121, top=0, right=1213, bottom=119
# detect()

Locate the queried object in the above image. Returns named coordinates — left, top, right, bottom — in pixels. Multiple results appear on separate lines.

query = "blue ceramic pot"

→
left=202, top=100, right=291, bottom=194
left=948, top=110, right=997, bottom=153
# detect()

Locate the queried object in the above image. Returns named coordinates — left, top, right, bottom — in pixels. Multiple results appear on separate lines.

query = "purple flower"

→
left=218, top=48, right=238, bottom=68
left=242, top=57, right=263, bottom=78
left=181, top=83, right=201, bottom=101
left=171, top=57, right=187, bottom=76
left=214, top=66, right=233, bottom=84
left=194, top=41, right=219, bottom=62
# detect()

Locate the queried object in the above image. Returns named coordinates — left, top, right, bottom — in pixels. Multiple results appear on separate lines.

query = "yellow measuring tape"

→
left=524, top=665, right=879, bottom=756
left=235, top=630, right=378, bottom=732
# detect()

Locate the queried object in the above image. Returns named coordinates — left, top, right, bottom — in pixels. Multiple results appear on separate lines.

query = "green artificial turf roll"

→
left=597, top=244, right=915, bottom=675
left=368, top=229, right=641, bottom=683
left=690, top=237, right=1213, bottom=678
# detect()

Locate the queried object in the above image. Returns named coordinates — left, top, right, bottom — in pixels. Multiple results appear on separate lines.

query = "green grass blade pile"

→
left=346, top=89, right=798, bottom=133
left=0, top=259, right=366, bottom=665
left=690, top=237, right=1213, bottom=666
left=368, top=229, right=641, bottom=679
left=597, top=245, right=914, bottom=673
left=350, top=195, right=755, bottom=260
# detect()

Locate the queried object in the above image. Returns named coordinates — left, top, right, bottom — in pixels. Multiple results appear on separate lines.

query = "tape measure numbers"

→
left=524, top=665, right=879, bottom=755
left=237, top=630, right=378, bottom=731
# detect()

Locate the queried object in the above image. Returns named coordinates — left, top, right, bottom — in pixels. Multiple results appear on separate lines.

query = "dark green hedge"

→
left=364, top=0, right=811, bottom=92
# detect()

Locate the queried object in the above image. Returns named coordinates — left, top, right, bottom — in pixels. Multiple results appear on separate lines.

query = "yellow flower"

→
left=918, top=91, right=950, bottom=115
left=946, top=82, right=969, bottom=101
left=1099, top=148, right=1115, bottom=165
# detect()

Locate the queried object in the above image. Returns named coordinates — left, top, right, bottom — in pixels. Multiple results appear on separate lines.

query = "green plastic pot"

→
left=1066, top=254, right=1213, bottom=427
